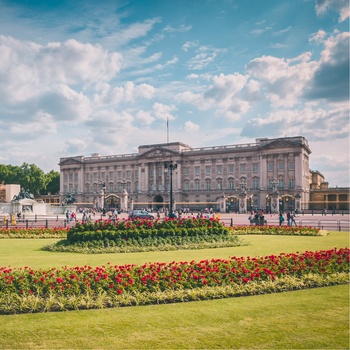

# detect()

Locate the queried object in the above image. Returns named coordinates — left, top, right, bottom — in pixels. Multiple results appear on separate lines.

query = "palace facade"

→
left=59, top=136, right=317, bottom=212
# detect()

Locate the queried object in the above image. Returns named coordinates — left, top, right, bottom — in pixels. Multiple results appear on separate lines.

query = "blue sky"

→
left=0, top=0, right=349, bottom=186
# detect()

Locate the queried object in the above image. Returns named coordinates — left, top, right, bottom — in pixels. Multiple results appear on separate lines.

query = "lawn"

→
left=0, top=231, right=348, bottom=349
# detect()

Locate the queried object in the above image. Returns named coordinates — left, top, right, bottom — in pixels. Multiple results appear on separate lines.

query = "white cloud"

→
left=177, top=73, right=254, bottom=120
left=135, top=110, right=155, bottom=125
left=309, top=29, right=327, bottom=44
left=181, top=41, right=199, bottom=52
left=184, top=120, right=200, bottom=132
left=315, top=0, right=349, bottom=22
left=164, top=24, right=192, bottom=33
left=246, top=53, right=317, bottom=107
left=152, top=102, right=177, bottom=121
left=186, top=46, right=226, bottom=70
left=304, top=31, right=349, bottom=101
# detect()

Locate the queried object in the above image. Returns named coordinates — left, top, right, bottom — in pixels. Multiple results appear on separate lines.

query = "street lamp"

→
left=99, top=181, right=106, bottom=213
left=164, top=160, right=177, bottom=218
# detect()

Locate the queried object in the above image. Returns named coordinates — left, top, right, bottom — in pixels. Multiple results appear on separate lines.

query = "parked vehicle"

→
left=128, top=210, right=155, bottom=220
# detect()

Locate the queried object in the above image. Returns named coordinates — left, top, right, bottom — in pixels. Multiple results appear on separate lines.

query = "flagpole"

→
left=167, top=117, right=169, bottom=143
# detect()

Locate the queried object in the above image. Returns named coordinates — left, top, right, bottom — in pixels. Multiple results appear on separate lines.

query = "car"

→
left=128, top=210, right=155, bottom=220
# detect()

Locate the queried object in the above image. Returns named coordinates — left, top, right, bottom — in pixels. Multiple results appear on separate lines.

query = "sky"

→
left=0, top=0, right=349, bottom=187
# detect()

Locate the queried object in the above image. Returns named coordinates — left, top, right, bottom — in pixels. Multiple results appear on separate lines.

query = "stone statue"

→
left=65, top=193, right=77, bottom=205
left=13, top=189, right=34, bottom=201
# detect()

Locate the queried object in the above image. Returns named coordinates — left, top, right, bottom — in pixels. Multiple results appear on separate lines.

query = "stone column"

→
left=270, top=178, right=280, bottom=214
left=239, top=179, right=248, bottom=214
left=121, top=189, right=128, bottom=211
left=219, top=196, right=226, bottom=213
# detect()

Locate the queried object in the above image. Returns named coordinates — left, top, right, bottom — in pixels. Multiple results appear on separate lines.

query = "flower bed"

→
left=229, top=225, right=322, bottom=236
left=0, top=248, right=348, bottom=314
left=44, top=217, right=244, bottom=253
left=0, top=227, right=69, bottom=239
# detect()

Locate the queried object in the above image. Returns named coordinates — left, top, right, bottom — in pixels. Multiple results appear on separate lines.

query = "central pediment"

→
left=138, top=147, right=180, bottom=159
left=59, top=157, right=84, bottom=166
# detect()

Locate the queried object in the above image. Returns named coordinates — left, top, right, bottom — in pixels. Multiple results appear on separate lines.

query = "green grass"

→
left=0, top=285, right=348, bottom=349
left=0, top=231, right=348, bottom=349
left=0, top=231, right=348, bottom=269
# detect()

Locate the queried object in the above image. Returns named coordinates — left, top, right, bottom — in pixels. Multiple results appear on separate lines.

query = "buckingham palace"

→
left=58, top=136, right=316, bottom=213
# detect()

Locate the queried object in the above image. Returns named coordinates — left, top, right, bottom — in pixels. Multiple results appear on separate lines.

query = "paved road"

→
left=0, top=212, right=349, bottom=231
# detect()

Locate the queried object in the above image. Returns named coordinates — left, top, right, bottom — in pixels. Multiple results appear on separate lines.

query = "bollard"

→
left=342, top=211, right=344, bottom=216
left=35, top=215, right=37, bottom=222
left=26, top=219, right=28, bottom=229
left=230, top=218, right=233, bottom=226
left=5, top=219, right=8, bottom=229
left=45, top=219, right=48, bottom=228
left=56, top=215, right=58, bottom=221
left=64, top=219, right=67, bottom=228
left=312, top=211, right=313, bottom=216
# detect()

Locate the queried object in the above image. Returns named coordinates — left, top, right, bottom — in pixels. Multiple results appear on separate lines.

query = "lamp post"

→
left=99, top=181, right=106, bottom=213
left=164, top=160, right=177, bottom=218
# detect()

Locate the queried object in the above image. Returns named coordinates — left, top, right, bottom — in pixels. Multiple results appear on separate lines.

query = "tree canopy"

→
left=0, top=163, right=59, bottom=195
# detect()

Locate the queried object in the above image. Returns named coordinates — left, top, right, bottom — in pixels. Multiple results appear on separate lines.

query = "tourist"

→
left=291, top=211, right=297, bottom=226
left=279, top=212, right=284, bottom=226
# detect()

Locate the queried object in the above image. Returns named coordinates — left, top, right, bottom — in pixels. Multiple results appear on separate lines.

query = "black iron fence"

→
left=220, top=218, right=350, bottom=232
left=0, top=215, right=349, bottom=232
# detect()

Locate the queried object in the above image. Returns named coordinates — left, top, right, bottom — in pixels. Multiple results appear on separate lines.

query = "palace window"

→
left=228, top=164, right=234, bottom=174
left=278, top=162, right=284, bottom=171
left=206, top=180, right=211, bottom=190
left=184, top=167, right=190, bottom=176
left=229, top=180, right=235, bottom=190
left=195, top=181, right=200, bottom=190
left=268, top=162, right=273, bottom=172
left=117, top=171, right=122, bottom=179
left=289, top=178, right=294, bottom=189
left=278, top=178, right=284, bottom=188
left=217, top=181, right=222, bottom=190
left=268, top=179, right=273, bottom=189
left=109, top=172, right=114, bottom=181
left=206, top=166, right=211, bottom=175
left=195, top=167, right=200, bottom=176
left=126, top=170, right=131, bottom=178
left=86, top=185, right=90, bottom=193
left=240, top=164, right=246, bottom=173
left=253, top=179, right=259, bottom=189
left=184, top=182, right=190, bottom=191
left=109, top=183, right=114, bottom=192
left=217, top=165, right=222, bottom=174
left=93, top=184, right=98, bottom=192
left=289, top=162, right=294, bottom=170
left=253, top=163, right=259, bottom=173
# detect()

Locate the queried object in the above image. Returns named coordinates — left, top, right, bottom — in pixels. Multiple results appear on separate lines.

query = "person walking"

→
left=279, top=212, right=284, bottom=226
left=291, top=211, right=297, bottom=226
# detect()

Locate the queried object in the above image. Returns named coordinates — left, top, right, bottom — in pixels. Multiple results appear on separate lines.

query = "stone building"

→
left=309, top=171, right=349, bottom=211
left=59, top=136, right=313, bottom=213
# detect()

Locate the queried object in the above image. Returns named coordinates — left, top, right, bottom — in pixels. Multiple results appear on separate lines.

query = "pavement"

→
left=0, top=211, right=349, bottom=231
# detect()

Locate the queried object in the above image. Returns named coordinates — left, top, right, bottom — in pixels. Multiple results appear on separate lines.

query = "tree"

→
left=44, top=170, right=60, bottom=195
left=0, top=163, right=60, bottom=195
left=18, top=163, right=47, bottom=195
